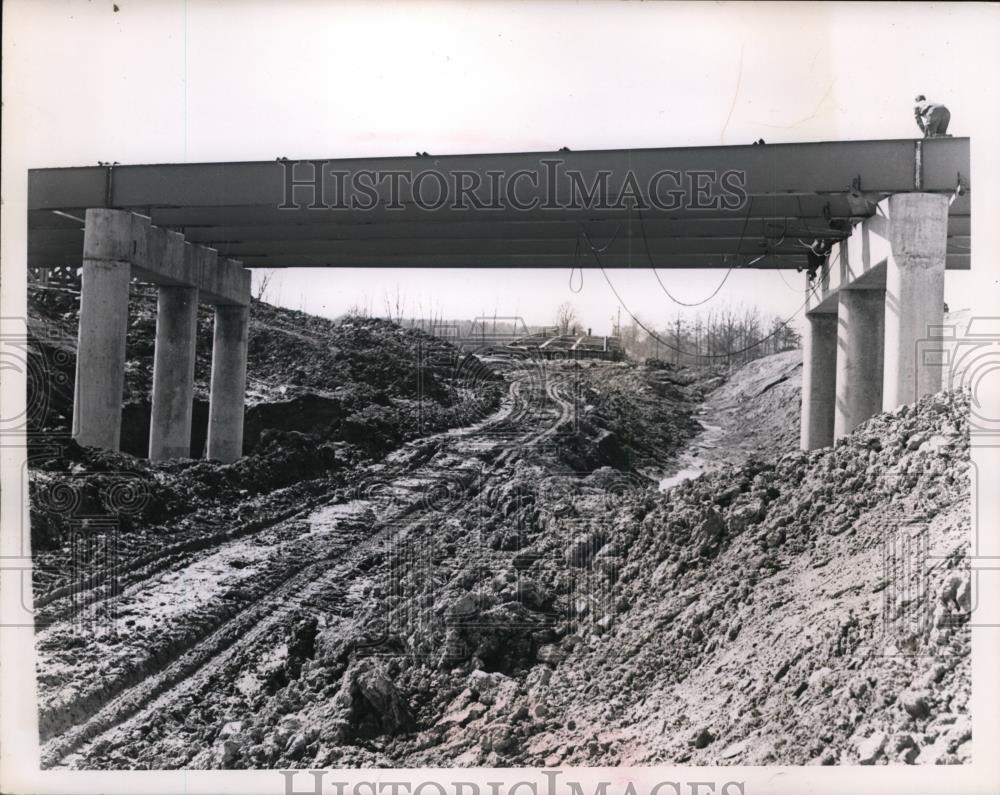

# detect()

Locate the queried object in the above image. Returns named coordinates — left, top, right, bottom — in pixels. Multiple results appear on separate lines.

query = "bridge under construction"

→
left=27, top=137, right=971, bottom=460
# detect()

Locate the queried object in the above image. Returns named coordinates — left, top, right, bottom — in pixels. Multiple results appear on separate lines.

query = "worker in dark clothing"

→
left=914, top=95, right=951, bottom=137
left=796, top=238, right=833, bottom=282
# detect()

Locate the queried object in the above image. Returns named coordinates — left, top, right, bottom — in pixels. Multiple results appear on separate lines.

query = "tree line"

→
left=612, top=304, right=802, bottom=368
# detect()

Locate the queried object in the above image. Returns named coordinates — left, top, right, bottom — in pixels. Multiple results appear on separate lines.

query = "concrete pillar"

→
left=72, top=209, right=133, bottom=450
left=882, top=193, right=949, bottom=410
left=800, top=312, right=838, bottom=450
left=834, top=289, right=886, bottom=439
left=206, top=305, right=249, bottom=462
left=149, top=286, right=199, bottom=459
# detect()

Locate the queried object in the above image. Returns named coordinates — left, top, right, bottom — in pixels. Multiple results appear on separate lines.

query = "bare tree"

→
left=254, top=269, right=276, bottom=302
left=555, top=301, right=578, bottom=335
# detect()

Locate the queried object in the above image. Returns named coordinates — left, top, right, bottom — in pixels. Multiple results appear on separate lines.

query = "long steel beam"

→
left=29, top=138, right=969, bottom=209
left=27, top=138, right=970, bottom=270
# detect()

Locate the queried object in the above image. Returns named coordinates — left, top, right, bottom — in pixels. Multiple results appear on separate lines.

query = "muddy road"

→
left=32, top=351, right=972, bottom=769
left=35, top=357, right=692, bottom=769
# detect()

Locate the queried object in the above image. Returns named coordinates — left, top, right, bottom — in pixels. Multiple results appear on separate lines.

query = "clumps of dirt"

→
left=237, top=388, right=970, bottom=768
left=26, top=283, right=502, bottom=581
left=264, top=614, right=320, bottom=692
left=28, top=284, right=502, bottom=451
left=549, top=360, right=709, bottom=474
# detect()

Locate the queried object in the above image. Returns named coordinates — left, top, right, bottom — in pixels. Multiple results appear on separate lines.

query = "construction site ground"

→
left=27, top=287, right=971, bottom=769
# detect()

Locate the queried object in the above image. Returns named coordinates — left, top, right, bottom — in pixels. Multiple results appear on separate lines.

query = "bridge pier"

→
left=801, top=191, right=950, bottom=449
left=834, top=288, right=885, bottom=440
left=72, top=210, right=133, bottom=450
left=206, top=305, right=250, bottom=463
left=800, top=311, right=838, bottom=450
left=71, top=208, right=251, bottom=460
left=882, top=193, right=949, bottom=410
left=149, top=285, right=199, bottom=460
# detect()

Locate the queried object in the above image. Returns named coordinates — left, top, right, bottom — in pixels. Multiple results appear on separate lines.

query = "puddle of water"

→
left=659, top=466, right=706, bottom=490
left=657, top=422, right=725, bottom=491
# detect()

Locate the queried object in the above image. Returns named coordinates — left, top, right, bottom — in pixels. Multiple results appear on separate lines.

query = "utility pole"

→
left=674, top=315, right=681, bottom=366
left=694, top=319, right=701, bottom=368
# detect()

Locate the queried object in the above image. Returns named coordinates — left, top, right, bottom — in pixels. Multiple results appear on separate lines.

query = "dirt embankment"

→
left=33, top=353, right=710, bottom=770
left=218, top=388, right=966, bottom=769
left=698, top=349, right=803, bottom=464
left=28, top=294, right=970, bottom=773
left=27, top=284, right=503, bottom=587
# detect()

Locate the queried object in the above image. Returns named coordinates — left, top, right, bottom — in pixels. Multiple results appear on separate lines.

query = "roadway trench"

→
left=39, top=357, right=676, bottom=769
left=33, top=351, right=973, bottom=769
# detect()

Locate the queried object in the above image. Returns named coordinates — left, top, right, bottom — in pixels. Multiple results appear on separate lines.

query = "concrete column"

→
left=800, top=312, right=838, bottom=450
left=149, top=286, right=199, bottom=459
left=882, top=193, right=949, bottom=410
left=834, top=289, right=886, bottom=440
left=206, top=305, right=249, bottom=462
left=72, top=209, right=133, bottom=450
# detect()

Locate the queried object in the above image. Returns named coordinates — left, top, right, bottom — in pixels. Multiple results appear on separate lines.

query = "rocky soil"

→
left=27, top=282, right=971, bottom=770
left=27, top=283, right=503, bottom=589
left=205, top=388, right=968, bottom=769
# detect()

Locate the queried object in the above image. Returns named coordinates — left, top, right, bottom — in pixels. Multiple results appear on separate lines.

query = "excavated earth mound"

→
left=692, top=349, right=803, bottom=469
left=27, top=284, right=503, bottom=591
left=26, top=288, right=971, bottom=770
left=210, top=390, right=970, bottom=769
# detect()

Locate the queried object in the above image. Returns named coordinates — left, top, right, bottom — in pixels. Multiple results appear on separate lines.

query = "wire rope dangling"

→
left=586, top=233, right=828, bottom=361
left=636, top=204, right=748, bottom=308
left=568, top=221, right=622, bottom=294
left=569, top=235, right=584, bottom=293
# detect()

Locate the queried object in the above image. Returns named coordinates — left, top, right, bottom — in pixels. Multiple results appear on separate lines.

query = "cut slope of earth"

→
left=694, top=349, right=802, bottom=471
left=79, top=387, right=967, bottom=769
left=651, top=349, right=801, bottom=488
left=27, top=284, right=504, bottom=591
left=26, top=286, right=971, bottom=770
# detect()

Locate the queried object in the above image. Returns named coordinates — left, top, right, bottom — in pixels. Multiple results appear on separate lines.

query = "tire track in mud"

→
left=33, top=358, right=526, bottom=626
left=33, top=497, right=323, bottom=623
left=38, top=360, right=577, bottom=769
left=43, top=483, right=453, bottom=768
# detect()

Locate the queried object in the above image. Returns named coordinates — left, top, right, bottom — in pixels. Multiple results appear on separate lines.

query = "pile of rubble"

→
left=223, top=380, right=970, bottom=767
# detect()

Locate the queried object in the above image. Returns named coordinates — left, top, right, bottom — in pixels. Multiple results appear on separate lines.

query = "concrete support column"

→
left=834, top=289, right=886, bottom=440
left=72, top=209, right=133, bottom=450
left=206, top=305, right=249, bottom=462
left=882, top=193, right=949, bottom=410
left=800, top=312, right=838, bottom=450
left=149, top=286, right=199, bottom=459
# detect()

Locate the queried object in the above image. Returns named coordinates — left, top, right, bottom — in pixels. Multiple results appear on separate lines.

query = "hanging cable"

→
left=586, top=233, right=836, bottom=360
left=770, top=217, right=803, bottom=293
left=568, top=223, right=620, bottom=294
left=637, top=197, right=756, bottom=307
left=775, top=266, right=802, bottom=293
left=586, top=223, right=622, bottom=253
left=569, top=237, right=584, bottom=293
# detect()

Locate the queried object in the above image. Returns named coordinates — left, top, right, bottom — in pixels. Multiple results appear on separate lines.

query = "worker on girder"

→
left=796, top=239, right=834, bottom=283
left=914, top=95, right=951, bottom=138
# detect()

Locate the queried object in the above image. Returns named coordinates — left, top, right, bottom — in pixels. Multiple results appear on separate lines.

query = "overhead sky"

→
left=3, top=1, right=998, bottom=334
